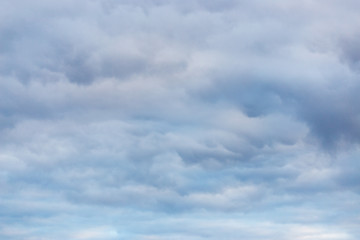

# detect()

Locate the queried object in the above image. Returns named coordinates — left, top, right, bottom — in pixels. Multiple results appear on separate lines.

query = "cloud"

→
left=1, top=0, right=360, bottom=239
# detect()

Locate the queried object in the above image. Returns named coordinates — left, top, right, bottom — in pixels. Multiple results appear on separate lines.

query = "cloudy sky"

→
left=1, top=0, right=360, bottom=239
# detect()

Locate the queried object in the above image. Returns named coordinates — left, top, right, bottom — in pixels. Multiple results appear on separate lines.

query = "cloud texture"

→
left=1, top=0, right=360, bottom=239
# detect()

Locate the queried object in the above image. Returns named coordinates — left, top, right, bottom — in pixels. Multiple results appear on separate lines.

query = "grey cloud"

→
left=339, top=35, right=360, bottom=70
left=1, top=0, right=360, bottom=239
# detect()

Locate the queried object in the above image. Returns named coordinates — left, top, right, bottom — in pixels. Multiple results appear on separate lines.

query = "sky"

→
left=1, top=0, right=360, bottom=239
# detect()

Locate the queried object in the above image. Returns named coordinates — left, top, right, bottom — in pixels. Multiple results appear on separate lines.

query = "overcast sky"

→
left=1, top=0, right=360, bottom=239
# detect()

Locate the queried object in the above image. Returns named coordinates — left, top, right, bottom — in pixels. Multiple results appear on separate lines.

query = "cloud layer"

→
left=1, top=0, right=360, bottom=239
